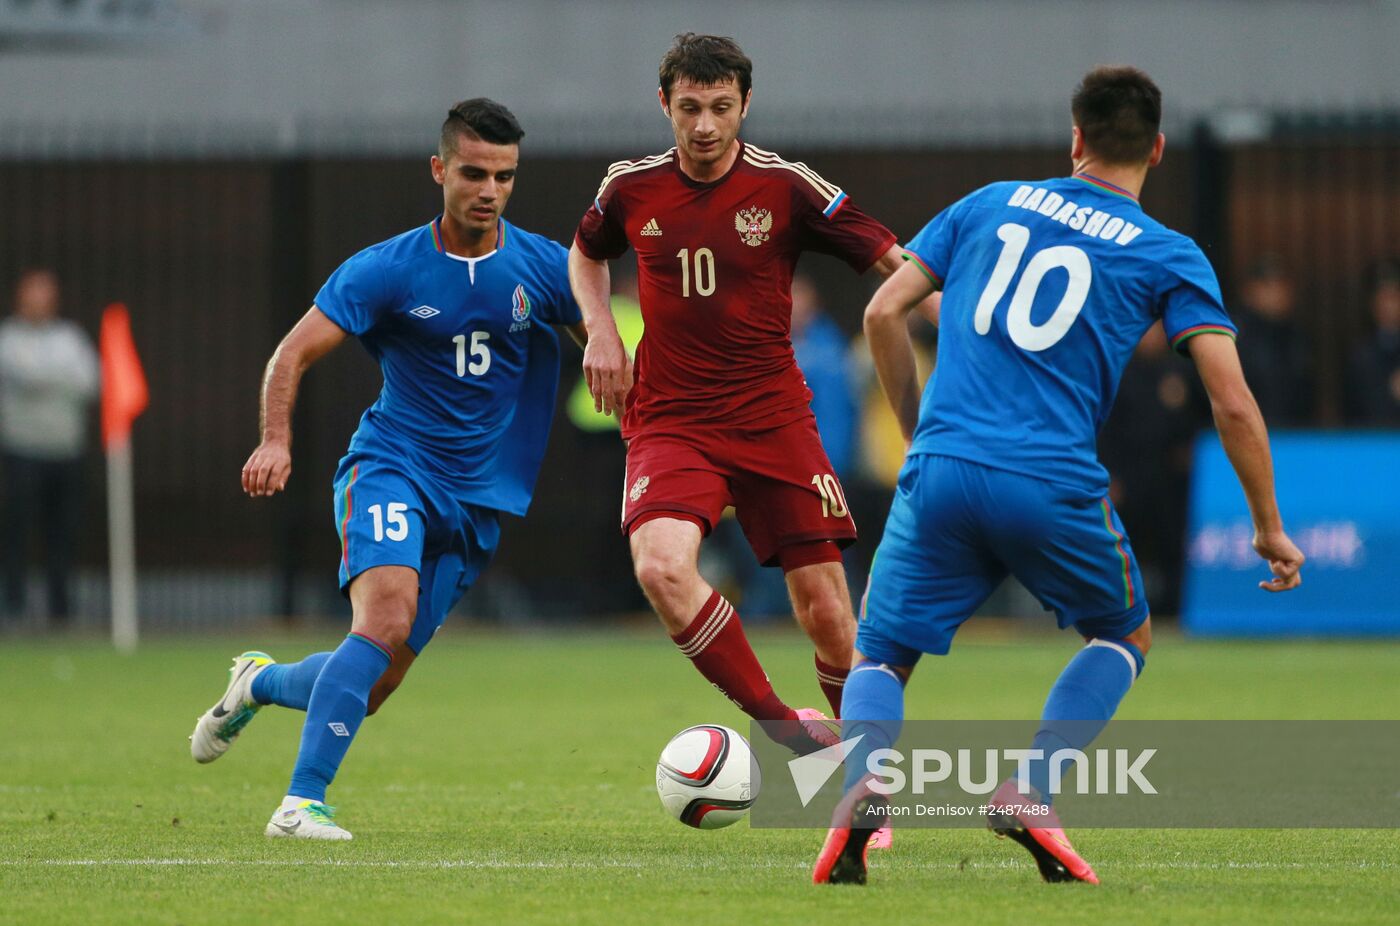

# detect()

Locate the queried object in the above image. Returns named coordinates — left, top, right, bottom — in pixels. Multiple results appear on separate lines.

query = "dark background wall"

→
left=0, top=127, right=1392, bottom=617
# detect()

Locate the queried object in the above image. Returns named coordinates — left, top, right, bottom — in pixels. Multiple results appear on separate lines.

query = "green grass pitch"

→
left=1, top=629, right=1397, bottom=925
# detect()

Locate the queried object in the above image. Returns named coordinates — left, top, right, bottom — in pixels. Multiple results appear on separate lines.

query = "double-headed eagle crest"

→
left=735, top=207, right=773, bottom=247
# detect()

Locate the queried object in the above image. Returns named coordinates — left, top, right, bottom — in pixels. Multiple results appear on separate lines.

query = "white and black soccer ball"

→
left=655, top=724, right=760, bottom=829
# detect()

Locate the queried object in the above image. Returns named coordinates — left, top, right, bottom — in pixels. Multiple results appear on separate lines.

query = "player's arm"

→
left=241, top=307, right=347, bottom=498
left=870, top=244, right=941, bottom=327
left=568, top=244, right=631, bottom=417
left=1188, top=332, right=1304, bottom=591
left=864, top=259, right=939, bottom=443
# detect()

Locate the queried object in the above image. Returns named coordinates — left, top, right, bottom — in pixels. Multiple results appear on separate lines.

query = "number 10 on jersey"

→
left=677, top=248, right=716, bottom=297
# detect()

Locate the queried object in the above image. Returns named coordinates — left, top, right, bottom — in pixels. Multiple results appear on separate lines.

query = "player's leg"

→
left=983, top=476, right=1148, bottom=883
left=267, top=563, right=415, bottom=840
left=995, top=489, right=1151, bottom=804
left=1, top=451, right=36, bottom=616
left=730, top=416, right=860, bottom=718
left=631, top=516, right=809, bottom=731
left=816, top=455, right=1001, bottom=884
left=783, top=555, right=855, bottom=717
left=623, top=433, right=825, bottom=748
left=264, top=459, right=431, bottom=840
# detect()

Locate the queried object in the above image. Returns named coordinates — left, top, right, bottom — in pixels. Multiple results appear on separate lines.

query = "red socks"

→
left=671, top=590, right=793, bottom=721
left=814, top=655, right=849, bottom=718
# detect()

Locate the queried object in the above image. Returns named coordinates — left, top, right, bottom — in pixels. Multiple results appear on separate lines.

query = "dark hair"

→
left=1071, top=66, right=1162, bottom=165
left=439, top=98, right=524, bottom=158
left=658, top=33, right=752, bottom=102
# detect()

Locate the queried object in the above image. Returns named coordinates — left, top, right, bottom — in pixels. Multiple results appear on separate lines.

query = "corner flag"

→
left=100, top=303, right=147, bottom=652
left=100, top=303, right=148, bottom=450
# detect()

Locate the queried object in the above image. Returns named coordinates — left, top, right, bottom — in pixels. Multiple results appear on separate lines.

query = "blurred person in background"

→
left=1098, top=322, right=1210, bottom=615
left=791, top=273, right=856, bottom=478
left=0, top=269, right=98, bottom=626
left=1344, top=258, right=1400, bottom=426
left=565, top=268, right=647, bottom=613
left=846, top=298, right=937, bottom=587
left=1232, top=255, right=1314, bottom=426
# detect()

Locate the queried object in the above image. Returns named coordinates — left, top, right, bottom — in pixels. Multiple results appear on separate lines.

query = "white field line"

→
left=0, top=858, right=1395, bottom=872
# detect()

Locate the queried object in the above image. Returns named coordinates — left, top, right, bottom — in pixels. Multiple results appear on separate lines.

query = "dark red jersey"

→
left=574, top=141, right=896, bottom=437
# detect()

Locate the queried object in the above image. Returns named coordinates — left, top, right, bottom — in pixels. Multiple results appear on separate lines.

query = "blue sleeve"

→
left=904, top=191, right=976, bottom=285
left=314, top=249, right=393, bottom=336
left=535, top=239, right=583, bottom=327
left=1159, top=240, right=1237, bottom=355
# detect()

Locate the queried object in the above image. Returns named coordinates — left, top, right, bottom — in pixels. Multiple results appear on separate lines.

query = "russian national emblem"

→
left=629, top=476, right=650, bottom=502
left=735, top=207, right=773, bottom=247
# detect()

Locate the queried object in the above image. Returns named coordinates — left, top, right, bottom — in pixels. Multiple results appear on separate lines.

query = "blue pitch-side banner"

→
left=1182, top=431, right=1400, bottom=636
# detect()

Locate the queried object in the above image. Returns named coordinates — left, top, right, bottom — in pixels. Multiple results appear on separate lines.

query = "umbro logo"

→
left=328, top=722, right=350, bottom=737
left=640, top=218, right=663, bottom=237
left=409, top=305, right=441, bottom=319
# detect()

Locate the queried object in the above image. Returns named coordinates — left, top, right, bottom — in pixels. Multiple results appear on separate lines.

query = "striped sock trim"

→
left=347, top=631, right=393, bottom=661
left=851, top=661, right=905, bottom=686
left=815, top=665, right=849, bottom=686
left=1087, top=638, right=1139, bottom=683
left=676, top=597, right=734, bottom=658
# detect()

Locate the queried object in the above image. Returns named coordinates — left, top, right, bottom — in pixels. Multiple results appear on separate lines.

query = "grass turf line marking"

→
left=5, top=859, right=1395, bottom=871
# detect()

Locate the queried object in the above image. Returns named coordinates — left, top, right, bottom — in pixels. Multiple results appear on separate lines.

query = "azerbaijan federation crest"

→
left=735, top=207, right=773, bottom=247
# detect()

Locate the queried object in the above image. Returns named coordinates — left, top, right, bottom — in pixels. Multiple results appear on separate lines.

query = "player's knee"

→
left=802, top=591, right=856, bottom=648
left=632, top=549, right=694, bottom=602
left=355, top=592, right=417, bottom=650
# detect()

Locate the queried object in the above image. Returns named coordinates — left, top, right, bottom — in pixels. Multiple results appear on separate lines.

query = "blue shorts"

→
left=333, top=452, right=500, bottom=654
left=857, top=454, right=1148, bottom=666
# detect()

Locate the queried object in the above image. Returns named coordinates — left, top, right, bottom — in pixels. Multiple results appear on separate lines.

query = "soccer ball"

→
left=655, top=724, right=760, bottom=829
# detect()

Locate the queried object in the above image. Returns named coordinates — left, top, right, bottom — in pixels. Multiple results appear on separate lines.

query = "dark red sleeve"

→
left=574, top=186, right=631, bottom=261
left=796, top=182, right=897, bottom=272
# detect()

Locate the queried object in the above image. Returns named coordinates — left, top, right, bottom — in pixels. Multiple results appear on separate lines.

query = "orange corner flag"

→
left=100, top=303, right=149, bottom=450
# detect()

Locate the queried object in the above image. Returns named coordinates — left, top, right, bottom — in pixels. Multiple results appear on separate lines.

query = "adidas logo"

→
left=640, top=218, right=663, bottom=237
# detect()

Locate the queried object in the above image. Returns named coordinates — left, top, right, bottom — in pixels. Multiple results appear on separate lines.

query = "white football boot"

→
left=265, top=799, right=353, bottom=841
left=189, top=651, right=275, bottom=763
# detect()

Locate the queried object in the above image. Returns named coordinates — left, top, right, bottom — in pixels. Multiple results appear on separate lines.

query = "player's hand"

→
left=583, top=331, right=631, bottom=418
left=1253, top=528, right=1304, bottom=592
left=242, top=440, right=292, bottom=497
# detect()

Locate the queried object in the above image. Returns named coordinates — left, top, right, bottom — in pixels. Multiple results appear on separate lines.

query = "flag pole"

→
left=100, top=303, right=148, bottom=654
left=107, top=435, right=138, bottom=652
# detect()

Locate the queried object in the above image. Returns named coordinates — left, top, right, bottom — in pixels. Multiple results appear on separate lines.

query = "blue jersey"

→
left=903, top=175, right=1236, bottom=493
left=315, top=217, right=582, bottom=516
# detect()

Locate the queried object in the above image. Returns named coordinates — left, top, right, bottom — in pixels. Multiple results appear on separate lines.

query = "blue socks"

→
left=839, top=660, right=907, bottom=794
left=287, top=633, right=392, bottom=802
left=251, top=652, right=332, bottom=711
left=1028, top=637, right=1145, bottom=803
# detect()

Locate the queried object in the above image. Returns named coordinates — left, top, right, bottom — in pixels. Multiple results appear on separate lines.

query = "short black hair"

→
left=1071, top=66, right=1162, bottom=165
left=659, top=33, right=752, bottom=102
left=439, top=98, right=524, bottom=159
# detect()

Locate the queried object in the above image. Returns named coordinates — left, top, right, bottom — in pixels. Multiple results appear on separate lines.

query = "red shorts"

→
left=621, top=415, right=857, bottom=567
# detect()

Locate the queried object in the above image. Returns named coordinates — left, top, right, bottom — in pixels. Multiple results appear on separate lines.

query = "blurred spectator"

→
left=568, top=270, right=644, bottom=433
left=1232, top=255, right=1315, bottom=426
left=791, top=274, right=856, bottom=476
left=1098, top=322, right=1210, bottom=615
left=1344, top=258, right=1400, bottom=426
left=563, top=269, right=648, bottom=614
left=845, top=307, right=938, bottom=589
left=0, top=269, right=98, bottom=624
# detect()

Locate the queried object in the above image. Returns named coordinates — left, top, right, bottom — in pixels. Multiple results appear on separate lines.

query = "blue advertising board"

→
left=1182, top=432, right=1400, bottom=636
